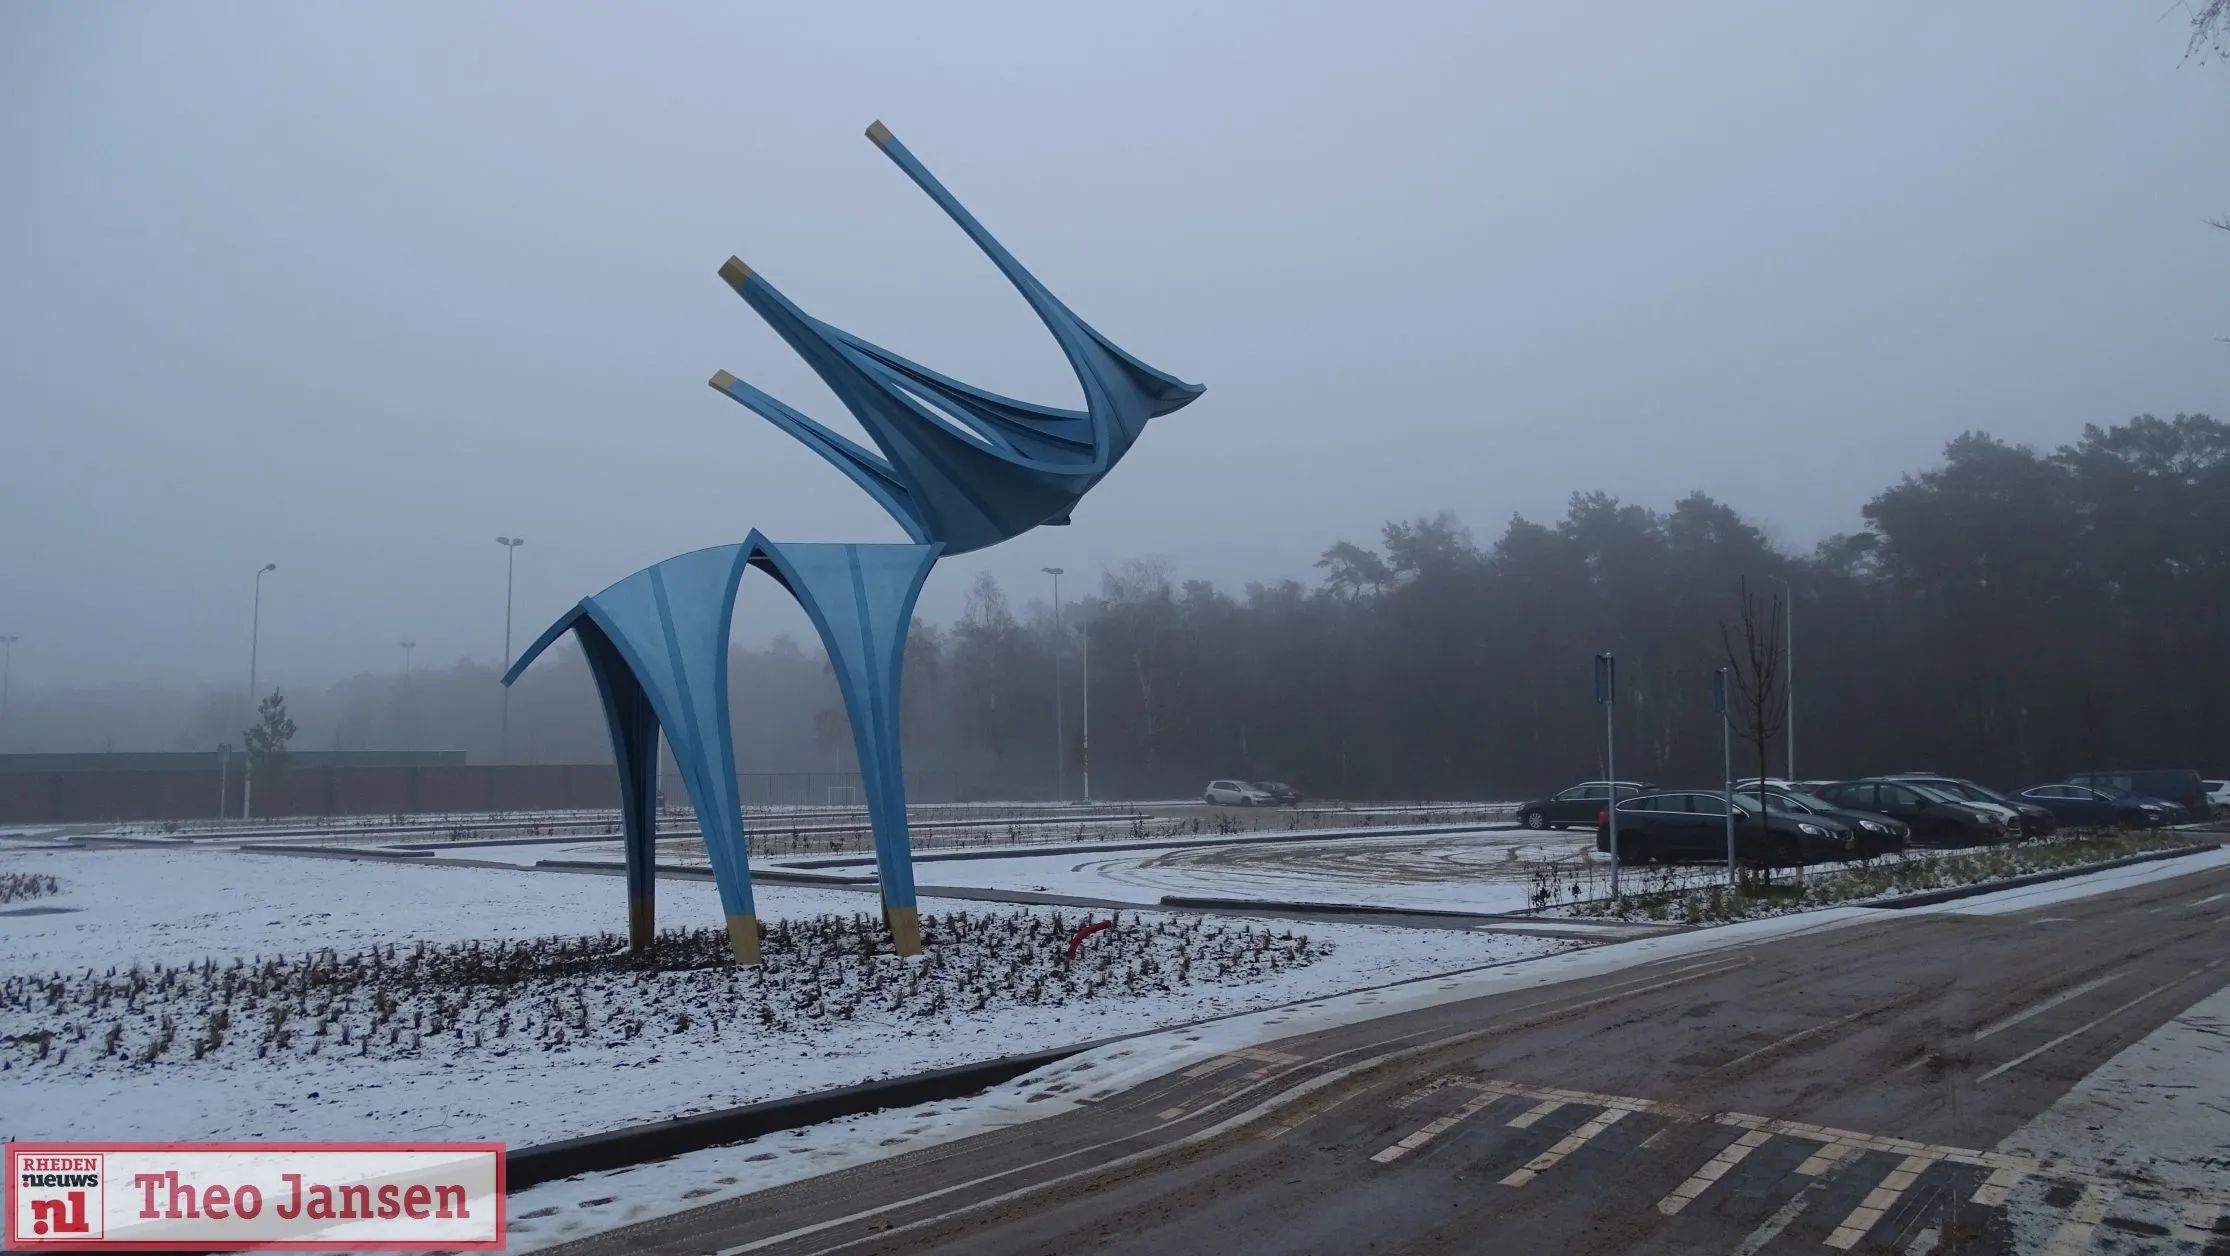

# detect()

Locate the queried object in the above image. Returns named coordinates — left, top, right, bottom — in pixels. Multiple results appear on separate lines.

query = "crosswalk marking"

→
left=1795, top=1140, right=1861, bottom=1177
left=1825, top=1153, right=1935, bottom=1249
left=1370, top=1088, right=1508, bottom=1164
left=1501, top=1108, right=1628, bottom=1187
left=2041, top=1183, right=2112, bottom=1255
left=1508, top=1098, right=1565, bottom=1129
left=1657, top=1129, right=1773, bottom=1215
left=1970, top=1164, right=2026, bottom=1207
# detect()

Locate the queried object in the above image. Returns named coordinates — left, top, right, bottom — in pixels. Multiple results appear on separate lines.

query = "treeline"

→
left=15, top=414, right=2226, bottom=801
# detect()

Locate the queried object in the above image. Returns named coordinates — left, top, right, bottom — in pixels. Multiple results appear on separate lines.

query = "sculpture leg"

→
left=749, top=539, right=938, bottom=956
left=577, top=621, right=664, bottom=955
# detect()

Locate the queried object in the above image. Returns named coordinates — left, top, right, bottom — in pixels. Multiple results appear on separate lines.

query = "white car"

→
left=2206, top=779, right=2230, bottom=817
left=1203, top=779, right=1276, bottom=807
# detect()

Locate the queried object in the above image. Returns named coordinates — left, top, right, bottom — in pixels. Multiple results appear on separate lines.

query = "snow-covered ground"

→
left=885, top=828, right=1596, bottom=913
left=0, top=845, right=1578, bottom=1147
left=1992, top=976, right=2230, bottom=1247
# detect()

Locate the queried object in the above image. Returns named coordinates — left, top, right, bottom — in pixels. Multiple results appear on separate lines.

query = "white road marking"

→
left=1714, top=1003, right=1897, bottom=1073
left=1971, top=971, right=2124, bottom=1041
left=1656, top=1129, right=1772, bottom=1215
left=1500, top=1107, right=1627, bottom=1187
left=2191, top=893, right=2226, bottom=907
left=1904, top=1225, right=1941, bottom=1255
left=1979, top=975, right=2188, bottom=1081
left=1795, top=1140, right=1861, bottom=1177
left=1639, top=1127, right=1672, bottom=1150
left=1371, top=1087, right=1509, bottom=1164
left=2040, top=1183, right=2112, bottom=1256
left=1508, top=1098, right=1565, bottom=1128
left=1732, top=1180, right=1829, bottom=1256
left=1825, top=1153, right=1936, bottom=1249
left=1970, top=1164, right=2025, bottom=1207
left=1156, top=1107, right=1186, bottom=1121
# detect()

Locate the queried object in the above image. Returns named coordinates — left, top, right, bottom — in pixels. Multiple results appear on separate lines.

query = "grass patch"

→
left=1544, top=830, right=2207, bottom=924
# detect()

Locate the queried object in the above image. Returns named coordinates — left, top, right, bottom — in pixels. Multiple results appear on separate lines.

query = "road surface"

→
left=544, top=860, right=2230, bottom=1256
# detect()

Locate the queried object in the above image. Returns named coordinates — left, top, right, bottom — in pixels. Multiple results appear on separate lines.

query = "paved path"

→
left=540, top=859, right=2230, bottom=1256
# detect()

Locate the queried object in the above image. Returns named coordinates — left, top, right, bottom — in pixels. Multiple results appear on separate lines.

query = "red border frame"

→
left=5, top=1142, right=506, bottom=1251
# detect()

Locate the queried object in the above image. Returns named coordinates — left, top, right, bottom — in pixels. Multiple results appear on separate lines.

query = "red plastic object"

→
left=1065, top=919, right=1114, bottom=960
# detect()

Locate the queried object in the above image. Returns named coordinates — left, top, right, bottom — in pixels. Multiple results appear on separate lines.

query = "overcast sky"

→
left=3, top=1, right=2226, bottom=691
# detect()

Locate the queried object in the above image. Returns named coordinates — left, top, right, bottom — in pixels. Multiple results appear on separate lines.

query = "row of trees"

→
left=15, top=414, right=2226, bottom=801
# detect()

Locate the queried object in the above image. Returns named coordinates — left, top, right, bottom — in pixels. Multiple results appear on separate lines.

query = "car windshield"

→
left=1255, top=782, right=1288, bottom=792
left=1761, top=791, right=1815, bottom=813
left=1921, top=779, right=1996, bottom=803
left=1903, top=782, right=1971, bottom=806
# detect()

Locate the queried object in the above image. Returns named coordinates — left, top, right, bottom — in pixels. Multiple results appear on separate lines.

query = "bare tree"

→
left=1720, top=578, right=1786, bottom=877
left=2190, top=0, right=2228, bottom=61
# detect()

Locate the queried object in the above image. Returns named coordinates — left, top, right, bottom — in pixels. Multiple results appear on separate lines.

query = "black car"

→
left=2017, top=783, right=2170, bottom=829
left=1758, top=788, right=1909, bottom=857
left=1811, top=779, right=2015, bottom=847
left=1888, top=774, right=2057, bottom=839
left=2066, top=770, right=2209, bottom=823
left=1252, top=781, right=1303, bottom=805
left=1516, top=781, right=1653, bottom=830
left=1595, top=790, right=1857, bottom=866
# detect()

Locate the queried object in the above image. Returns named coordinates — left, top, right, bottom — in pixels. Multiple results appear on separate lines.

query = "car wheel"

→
left=1775, top=837, right=1801, bottom=867
left=1523, top=809, right=1548, bottom=830
left=1203, top=795, right=1217, bottom=805
left=1240, top=797, right=1254, bottom=807
left=1619, top=834, right=1651, bottom=864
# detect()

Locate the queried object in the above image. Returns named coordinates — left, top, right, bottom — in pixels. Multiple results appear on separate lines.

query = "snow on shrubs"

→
left=0, top=872, right=60, bottom=905
left=0, top=909, right=1323, bottom=1072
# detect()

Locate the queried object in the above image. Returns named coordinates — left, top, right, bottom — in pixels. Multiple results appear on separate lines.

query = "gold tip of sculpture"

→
left=865, top=120, right=893, bottom=148
left=709, top=369, right=738, bottom=391
left=718, top=257, right=753, bottom=289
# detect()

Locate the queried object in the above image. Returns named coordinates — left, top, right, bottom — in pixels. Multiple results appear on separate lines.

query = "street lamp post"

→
left=244, top=562, right=278, bottom=821
left=1769, top=574, right=1793, bottom=781
left=400, top=641, right=416, bottom=678
left=1080, top=617, right=1091, bottom=803
left=496, top=537, right=526, bottom=760
left=1042, top=566, right=1064, bottom=804
left=0, top=635, right=17, bottom=749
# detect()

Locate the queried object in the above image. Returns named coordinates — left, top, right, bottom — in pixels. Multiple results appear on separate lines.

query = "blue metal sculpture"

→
left=507, top=121, right=1202, bottom=961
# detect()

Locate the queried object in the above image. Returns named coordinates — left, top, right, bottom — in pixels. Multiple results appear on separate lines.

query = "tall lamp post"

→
left=244, top=562, right=277, bottom=820
left=1079, top=615, right=1091, bottom=803
left=1768, top=574, right=1793, bottom=781
left=1042, top=566, right=1064, bottom=804
left=400, top=640, right=417, bottom=678
left=0, top=635, right=17, bottom=749
left=495, top=536, right=526, bottom=760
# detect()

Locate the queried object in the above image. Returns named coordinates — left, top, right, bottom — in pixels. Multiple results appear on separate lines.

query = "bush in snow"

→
left=0, top=909, right=1323, bottom=1074
left=0, top=872, right=61, bottom=905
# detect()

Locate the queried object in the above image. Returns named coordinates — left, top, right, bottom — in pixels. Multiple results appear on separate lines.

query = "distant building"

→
left=0, top=750, right=467, bottom=774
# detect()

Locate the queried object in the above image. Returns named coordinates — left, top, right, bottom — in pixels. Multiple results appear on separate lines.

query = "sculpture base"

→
left=628, top=895, right=655, bottom=953
left=886, top=904, right=922, bottom=956
left=725, top=913, right=763, bottom=965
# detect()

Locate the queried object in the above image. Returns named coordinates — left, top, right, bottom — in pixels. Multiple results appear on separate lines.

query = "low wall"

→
left=0, top=765, right=620, bottom=825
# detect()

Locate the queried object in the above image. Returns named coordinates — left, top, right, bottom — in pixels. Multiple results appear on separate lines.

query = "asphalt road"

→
left=544, top=861, right=2230, bottom=1256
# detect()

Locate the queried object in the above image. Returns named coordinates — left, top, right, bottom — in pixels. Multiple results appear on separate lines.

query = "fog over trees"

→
left=10, top=413, right=2226, bottom=799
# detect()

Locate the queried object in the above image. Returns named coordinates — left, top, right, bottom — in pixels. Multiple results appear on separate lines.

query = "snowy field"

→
left=888, top=828, right=1598, bottom=913
left=0, top=845, right=1579, bottom=1146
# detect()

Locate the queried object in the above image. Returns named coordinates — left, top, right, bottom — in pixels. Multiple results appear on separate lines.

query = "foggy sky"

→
left=3, top=0, right=2226, bottom=694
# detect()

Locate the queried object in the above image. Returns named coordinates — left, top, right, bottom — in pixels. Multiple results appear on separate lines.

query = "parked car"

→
left=1252, top=781, right=1302, bottom=805
left=2206, top=779, right=2230, bottom=818
left=1810, top=779, right=2016, bottom=847
left=1759, top=788, right=1909, bottom=857
left=2017, top=783, right=2171, bottom=829
left=1594, top=790, right=1857, bottom=866
left=2066, top=770, right=2210, bottom=823
left=1887, top=774, right=2057, bottom=839
left=1516, top=780, right=1654, bottom=831
left=1202, top=780, right=1276, bottom=806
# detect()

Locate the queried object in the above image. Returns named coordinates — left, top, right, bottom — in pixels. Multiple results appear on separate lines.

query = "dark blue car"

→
left=2017, top=784, right=2172, bottom=828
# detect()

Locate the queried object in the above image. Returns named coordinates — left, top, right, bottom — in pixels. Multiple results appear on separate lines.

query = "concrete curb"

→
left=506, top=1046, right=1086, bottom=1190
left=775, top=820, right=1518, bottom=870
left=1866, top=841, right=2222, bottom=909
